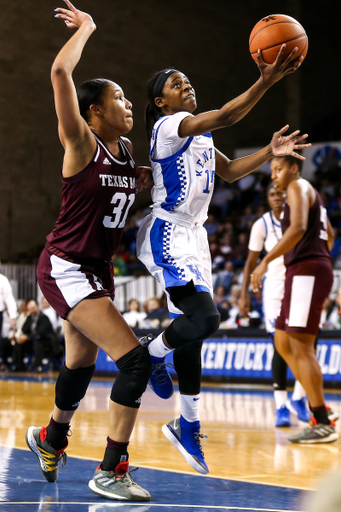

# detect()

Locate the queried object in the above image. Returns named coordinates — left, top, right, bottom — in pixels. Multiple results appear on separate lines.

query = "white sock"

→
left=180, top=393, right=200, bottom=423
left=147, top=333, right=173, bottom=358
left=274, top=390, right=288, bottom=410
left=291, top=380, right=306, bottom=401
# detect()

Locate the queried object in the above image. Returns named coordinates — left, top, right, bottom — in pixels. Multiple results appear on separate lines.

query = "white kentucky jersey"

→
left=248, top=211, right=286, bottom=281
left=150, top=111, right=215, bottom=223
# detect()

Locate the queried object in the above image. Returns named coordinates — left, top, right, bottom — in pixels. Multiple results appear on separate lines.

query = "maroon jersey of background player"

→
left=47, top=134, right=136, bottom=262
left=280, top=188, right=331, bottom=267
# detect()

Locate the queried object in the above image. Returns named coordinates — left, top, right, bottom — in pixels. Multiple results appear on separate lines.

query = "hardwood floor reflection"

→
left=1, top=376, right=341, bottom=490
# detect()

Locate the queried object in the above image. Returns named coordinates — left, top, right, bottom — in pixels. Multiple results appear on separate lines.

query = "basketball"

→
left=249, top=14, right=308, bottom=65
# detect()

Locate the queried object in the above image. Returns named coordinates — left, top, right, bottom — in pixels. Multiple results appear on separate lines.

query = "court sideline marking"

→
left=0, top=445, right=313, bottom=492
left=0, top=503, right=305, bottom=512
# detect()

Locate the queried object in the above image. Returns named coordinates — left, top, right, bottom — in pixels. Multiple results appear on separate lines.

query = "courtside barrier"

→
left=95, top=329, right=341, bottom=386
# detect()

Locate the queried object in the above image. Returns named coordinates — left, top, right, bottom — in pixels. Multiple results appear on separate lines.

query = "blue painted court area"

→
left=0, top=447, right=309, bottom=512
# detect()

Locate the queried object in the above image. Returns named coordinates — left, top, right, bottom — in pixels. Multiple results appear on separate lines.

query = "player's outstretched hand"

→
left=54, top=0, right=95, bottom=29
left=257, top=44, right=304, bottom=86
left=270, top=125, right=311, bottom=160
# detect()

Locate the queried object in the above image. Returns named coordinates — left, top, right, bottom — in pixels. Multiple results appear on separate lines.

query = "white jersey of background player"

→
left=249, top=210, right=285, bottom=333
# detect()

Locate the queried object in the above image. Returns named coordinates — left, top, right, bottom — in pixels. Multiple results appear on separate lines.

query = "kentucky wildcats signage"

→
left=96, top=337, right=341, bottom=383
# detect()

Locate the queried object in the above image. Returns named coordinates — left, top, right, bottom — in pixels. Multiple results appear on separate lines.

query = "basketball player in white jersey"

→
left=137, top=53, right=310, bottom=474
left=240, top=184, right=310, bottom=427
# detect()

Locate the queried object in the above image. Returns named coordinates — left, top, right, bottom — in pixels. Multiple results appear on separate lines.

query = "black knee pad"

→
left=165, top=281, right=221, bottom=349
left=55, top=363, right=95, bottom=411
left=110, top=345, right=151, bottom=409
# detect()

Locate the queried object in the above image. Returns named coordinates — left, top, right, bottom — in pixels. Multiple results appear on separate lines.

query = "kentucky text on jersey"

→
left=196, top=147, right=215, bottom=170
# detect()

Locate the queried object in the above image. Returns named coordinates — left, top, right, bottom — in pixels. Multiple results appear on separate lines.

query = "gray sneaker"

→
left=327, top=406, right=339, bottom=422
left=289, top=421, right=339, bottom=444
left=25, top=426, right=67, bottom=482
left=88, top=461, right=151, bottom=501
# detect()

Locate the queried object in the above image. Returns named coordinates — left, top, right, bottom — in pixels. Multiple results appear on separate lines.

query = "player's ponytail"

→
left=145, top=71, right=164, bottom=140
left=76, top=79, right=111, bottom=122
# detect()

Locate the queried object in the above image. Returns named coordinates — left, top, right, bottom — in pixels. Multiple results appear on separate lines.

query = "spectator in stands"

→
left=123, top=299, right=147, bottom=328
left=213, top=285, right=228, bottom=306
left=230, top=232, right=249, bottom=266
left=219, top=232, right=233, bottom=259
left=204, top=213, right=219, bottom=237
left=0, top=264, right=17, bottom=343
left=209, top=238, right=225, bottom=271
left=219, top=298, right=241, bottom=329
left=10, top=300, right=29, bottom=372
left=213, top=261, right=235, bottom=295
left=41, top=296, right=63, bottom=335
left=20, top=299, right=58, bottom=372
left=228, top=284, right=242, bottom=306
left=320, top=294, right=341, bottom=329
left=210, top=180, right=234, bottom=217
left=112, top=253, right=127, bottom=276
left=140, top=297, right=170, bottom=329
left=0, top=310, right=14, bottom=371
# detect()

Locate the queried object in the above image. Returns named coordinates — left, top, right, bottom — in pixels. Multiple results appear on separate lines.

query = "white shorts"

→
left=262, top=277, right=285, bottom=334
left=136, top=212, right=213, bottom=317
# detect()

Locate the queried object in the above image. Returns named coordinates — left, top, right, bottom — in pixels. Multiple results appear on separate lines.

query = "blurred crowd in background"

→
left=1, top=150, right=341, bottom=373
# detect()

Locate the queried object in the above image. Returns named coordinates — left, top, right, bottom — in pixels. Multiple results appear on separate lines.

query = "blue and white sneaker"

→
left=140, top=334, right=174, bottom=399
left=275, top=405, right=291, bottom=427
left=289, top=398, right=311, bottom=422
left=162, top=416, right=209, bottom=474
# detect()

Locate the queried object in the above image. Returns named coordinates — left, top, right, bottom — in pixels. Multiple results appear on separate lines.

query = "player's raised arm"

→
left=51, top=1, right=96, bottom=153
left=215, top=126, right=310, bottom=183
left=251, top=180, right=310, bottom=292
left=178, top=45, right=303, bottom=138
left=240, top=250, right=260, bottom=317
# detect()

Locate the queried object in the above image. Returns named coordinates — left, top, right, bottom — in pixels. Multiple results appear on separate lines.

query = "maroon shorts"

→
left=36, top=247, right=115, bottom=320
left=275, top=258, right=333, bottom=336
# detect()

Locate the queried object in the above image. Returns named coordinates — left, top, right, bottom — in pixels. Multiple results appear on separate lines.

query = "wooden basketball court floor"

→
left=1, top=373, right=341, bottom=512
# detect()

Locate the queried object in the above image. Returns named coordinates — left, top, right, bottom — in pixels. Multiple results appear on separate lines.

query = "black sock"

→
left=46, top=416, right=70, bottom=450
left=311, top=405, right=329, bottom=425
left=102, top=437, right=129, bottom=471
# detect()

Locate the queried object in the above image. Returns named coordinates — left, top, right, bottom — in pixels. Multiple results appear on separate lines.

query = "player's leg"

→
left=27, top=297, right=151, bottom=500
left=272, top=341, right=291, bottom=426
left=276, top=329, right=338, bottom=443
left=139, top=221, right=219, bottom=400
left=162, top=340, right=209, bottom=474
left=264, top=291, right=291, bottom=426
left=145, top=285, right=219, bottom=474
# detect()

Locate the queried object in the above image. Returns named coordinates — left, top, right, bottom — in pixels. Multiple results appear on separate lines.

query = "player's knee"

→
left=110, top=345, right=151, bottom=409
left=55, top=363, right=95, bottom=411
left=197, top=309, right=221, bottom=339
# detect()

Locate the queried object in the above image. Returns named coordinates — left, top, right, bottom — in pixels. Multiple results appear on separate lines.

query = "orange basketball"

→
left=249, top=14, right=308, bottom=65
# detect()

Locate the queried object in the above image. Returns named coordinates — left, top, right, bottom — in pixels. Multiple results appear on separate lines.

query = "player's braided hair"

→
left=76, top=78, right=111, bottom=122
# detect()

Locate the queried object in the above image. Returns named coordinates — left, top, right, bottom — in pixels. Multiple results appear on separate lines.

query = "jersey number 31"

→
left=103, top=192, right=135, bottom=229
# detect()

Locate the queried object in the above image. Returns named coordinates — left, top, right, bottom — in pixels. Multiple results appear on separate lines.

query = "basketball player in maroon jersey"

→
left=25, top=1, right=151, bottom=501
left=251, top=154, right=338, bottom=443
